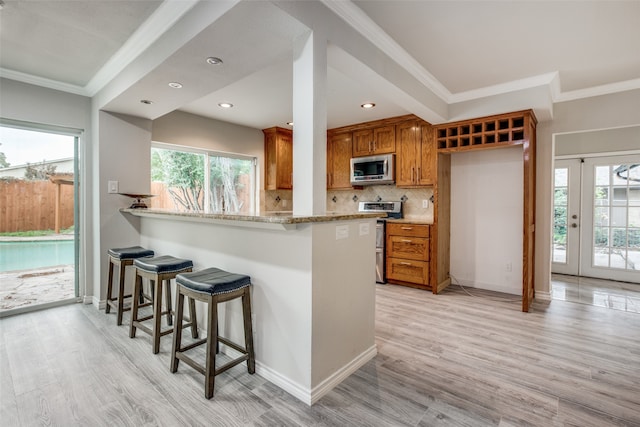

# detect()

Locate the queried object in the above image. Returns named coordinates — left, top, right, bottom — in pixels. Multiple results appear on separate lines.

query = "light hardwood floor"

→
left=1, top=284, right=639, bottom=426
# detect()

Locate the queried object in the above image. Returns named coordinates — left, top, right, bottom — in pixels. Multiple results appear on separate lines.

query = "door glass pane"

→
left=591, top=163, right=640, bottom=271
left=553, top=167, right=569, bottom=264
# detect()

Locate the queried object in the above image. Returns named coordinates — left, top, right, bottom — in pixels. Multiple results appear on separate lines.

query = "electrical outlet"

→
left=108, top=180, right=118, bottom=194
left=422, top=199, right=429, bottom=208
left=506, top=262, right=512, bottom=272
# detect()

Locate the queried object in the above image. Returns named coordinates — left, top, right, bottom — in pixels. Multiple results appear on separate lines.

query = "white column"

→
left=292, top=30, right=327, bottom=215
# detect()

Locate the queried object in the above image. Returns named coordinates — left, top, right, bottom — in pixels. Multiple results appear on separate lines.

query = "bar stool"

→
left=130, top=255, right=198, bottom=354
left=170, top=267, right=255, bottom=399
left=105, top=246, right=154, bottom=325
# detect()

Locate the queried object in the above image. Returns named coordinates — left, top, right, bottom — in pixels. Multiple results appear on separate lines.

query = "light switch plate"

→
left=422, top=199, right=429, bottom=208
left=108, top=180, right=119, bottom=194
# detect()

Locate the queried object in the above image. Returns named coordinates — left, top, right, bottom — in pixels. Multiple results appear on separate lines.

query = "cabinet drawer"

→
left=386, top=223, right=429, bottom=238
left=386, top=257, right=429, bottom=285
left=387, top=236, right=429, bottom=261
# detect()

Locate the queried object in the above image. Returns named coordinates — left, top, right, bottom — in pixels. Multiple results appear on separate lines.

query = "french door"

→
left=553, top=155, right=640, bottom=283
left=552, top=159, right=581, bottom=275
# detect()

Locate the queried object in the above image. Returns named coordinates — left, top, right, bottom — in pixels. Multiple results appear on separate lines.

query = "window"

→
left=151, top=143, right=256, bottom=214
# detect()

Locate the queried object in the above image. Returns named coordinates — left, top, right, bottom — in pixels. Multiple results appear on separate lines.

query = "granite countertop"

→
left=121, top=208, right=385, bottom=230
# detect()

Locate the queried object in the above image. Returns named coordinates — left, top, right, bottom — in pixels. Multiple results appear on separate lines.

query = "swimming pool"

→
left=0, top=240, right=75, bottom=272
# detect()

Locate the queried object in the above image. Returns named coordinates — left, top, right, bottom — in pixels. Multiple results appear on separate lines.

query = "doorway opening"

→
left=0, top=123, right=80, bottom=316
left=552, top=126, right=640, bottom=296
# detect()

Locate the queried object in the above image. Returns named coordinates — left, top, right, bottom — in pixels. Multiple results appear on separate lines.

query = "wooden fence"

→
left=0, top=180, right=75, bottom=233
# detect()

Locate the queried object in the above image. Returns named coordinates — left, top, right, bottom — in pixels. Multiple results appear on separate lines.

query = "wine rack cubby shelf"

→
left=435, top=110, right=535, bottom=152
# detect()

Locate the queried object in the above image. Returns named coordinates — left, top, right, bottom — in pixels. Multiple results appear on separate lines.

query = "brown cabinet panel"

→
left=352, top=129, right=374, bottom=157
left=263, top=127, right=292, bottom=190
left=352, top=125, right=396, bottom=157
left=386, top=223, right=430, bottom=238
left=385, top=223, right=430, bottom=287
left=386, top=257, right=429, bottom=285
left=387, top=236, right=430, bottom=261
left=373, top=125, right=396, bottom=154
left=396, top=121, right=434, bottom=187
left=327, top=132, right=353, bottom=189
left=395, top=121, right=419, bottom=186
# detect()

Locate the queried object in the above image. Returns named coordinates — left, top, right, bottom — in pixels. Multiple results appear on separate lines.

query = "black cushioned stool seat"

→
left=171, top=267, right=255, bottom=399
left=105, top=246, right=154, bottom=325
left=130, top=255, right=198, bottom=354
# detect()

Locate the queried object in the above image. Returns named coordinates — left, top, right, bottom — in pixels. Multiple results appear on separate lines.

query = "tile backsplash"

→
left=264, top=185, right=434, bottom=222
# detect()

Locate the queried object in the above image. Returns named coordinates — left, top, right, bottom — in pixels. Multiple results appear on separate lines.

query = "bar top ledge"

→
left=121, top=208, right=386, bottom=231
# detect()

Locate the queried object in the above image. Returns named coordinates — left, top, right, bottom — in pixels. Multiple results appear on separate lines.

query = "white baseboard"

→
left=241, top=344, right=377, bottom=406
left=454, top=278, right=520, bottom=296
left=88, top=295, right=106, bottom=309
left=309, top=344, right=377, bottom=405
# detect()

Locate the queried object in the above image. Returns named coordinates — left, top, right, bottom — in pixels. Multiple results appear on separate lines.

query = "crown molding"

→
left=0, top=68, right=88, bottom=96
left=554, top=78, right=640, bottom=103
left=84, top=0, right=198, bottom=96
left=320, top=0, right=451, bottom=102
left=448, top=72, right=560, bottom=104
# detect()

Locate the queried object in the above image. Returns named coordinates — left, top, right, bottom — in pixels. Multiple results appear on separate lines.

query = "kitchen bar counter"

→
left=121, top=208, right=384, bottom=230
left=120, top=207, right=380, bottom=405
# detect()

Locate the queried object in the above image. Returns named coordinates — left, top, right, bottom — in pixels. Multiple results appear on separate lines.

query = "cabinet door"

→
left=352, top=129, right=373, bottom=157
left=373, top=125, right=396, bottom=154
left=395, top=121, right=419, bottom=186
left=264, top=131, right=278, bottom=190
left=277, top=131, right=293, bottom=189
left=327, top=132, right=353, bottom=189
left=418, top=123, right=436, bottom=186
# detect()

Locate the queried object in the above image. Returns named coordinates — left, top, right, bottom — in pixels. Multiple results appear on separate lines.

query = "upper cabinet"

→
left=352, top=125, right=396, bottom=157
left=263, top=127, right=293, bottom=190
left=395, top=120, right=435, bottom=187
left=327, top=131, right=353, bottom=190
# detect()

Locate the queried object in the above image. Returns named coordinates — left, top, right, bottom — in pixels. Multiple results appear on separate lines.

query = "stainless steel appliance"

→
left=350, top=154, right=395, bottom=186
left=358, top=201, right=403, bottom=283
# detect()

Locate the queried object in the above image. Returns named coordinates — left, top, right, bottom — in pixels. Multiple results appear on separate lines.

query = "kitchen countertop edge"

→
left=121, top=208, right=386, bottom=230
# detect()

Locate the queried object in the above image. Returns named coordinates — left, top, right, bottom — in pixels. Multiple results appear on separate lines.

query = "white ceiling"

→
left=1, top=0, right=639, bottom=130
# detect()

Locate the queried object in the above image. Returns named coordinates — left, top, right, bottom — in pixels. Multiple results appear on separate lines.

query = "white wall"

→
left=96, top=111, right=152, bottom=303
left=450, top=146, right=523, bottom=295
left=555, top=125, right=640, bottom=156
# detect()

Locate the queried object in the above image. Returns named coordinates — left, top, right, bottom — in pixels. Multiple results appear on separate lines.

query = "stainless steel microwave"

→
left=350, top=154, right=395, bottom=185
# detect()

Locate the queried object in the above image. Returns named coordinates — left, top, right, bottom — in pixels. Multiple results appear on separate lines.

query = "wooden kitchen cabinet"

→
left=327, top=131, right=353, bottom=189
left=396, top=120, right=435, bottom=187
left=386, top=222, right=430, bottom=288
left=263, top=127, right=292, bottom=190
left=352, top=125, right=395, bottom=157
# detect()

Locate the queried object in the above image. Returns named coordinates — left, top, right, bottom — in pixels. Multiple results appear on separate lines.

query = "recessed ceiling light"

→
left=206, top=57, right=223, bottom=65
left=168, top=82, right=183, bottom=89
left=361, top=102, right=376, bottom=109
left=140, top=99, right=153, bottom=105
left=218, top=102, right=233, bottom=108
left=286, top=122, right=293, bottom=126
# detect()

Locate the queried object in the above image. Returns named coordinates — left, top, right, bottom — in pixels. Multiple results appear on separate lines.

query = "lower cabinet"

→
left=385, top=222, right=430, bottom=288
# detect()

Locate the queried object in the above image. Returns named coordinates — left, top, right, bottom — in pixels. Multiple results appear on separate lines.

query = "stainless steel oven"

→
left=358, top=201, right=403, bottom=283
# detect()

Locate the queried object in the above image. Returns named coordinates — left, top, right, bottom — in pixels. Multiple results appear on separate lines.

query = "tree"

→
left=0, top=143, right=9, bottom=168
left=151, top=148, right=204, bottom=211
left=24, top=161, right=57, bottom=180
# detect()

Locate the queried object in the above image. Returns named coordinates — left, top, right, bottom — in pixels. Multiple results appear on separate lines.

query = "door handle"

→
left=572, top=214, right=578, bottom=219
left=571, top=223, right=578, bottom=228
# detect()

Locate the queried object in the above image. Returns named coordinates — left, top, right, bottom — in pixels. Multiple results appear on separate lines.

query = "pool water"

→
left=0, top=240, right=75, bottom=272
